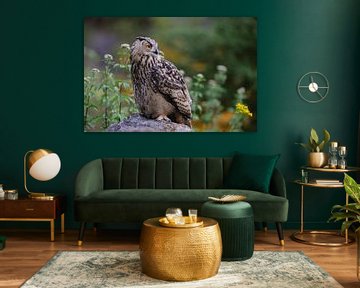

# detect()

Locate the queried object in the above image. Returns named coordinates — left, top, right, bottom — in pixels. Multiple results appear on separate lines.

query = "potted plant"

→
left=296, top=128, right=330, bottom=167
left=329, top=173, right=360, bottom=279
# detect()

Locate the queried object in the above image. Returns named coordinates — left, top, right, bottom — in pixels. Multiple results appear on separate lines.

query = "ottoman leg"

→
left=262, top=222, right=268, bottom=232
left=93, top=223, right=98, bottom=233
left=276, top=222, right=284, bottom=246
left=0, top=236, right=6, bottom=250
left=77, top=222, right=86, bottom=246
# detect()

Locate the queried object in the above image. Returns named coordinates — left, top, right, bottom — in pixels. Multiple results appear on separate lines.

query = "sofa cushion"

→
left=101, top=158, right=236, bottom=190
left=75, top=189, right=288, bottom=222
left=223, top=153, right=280, bottom=193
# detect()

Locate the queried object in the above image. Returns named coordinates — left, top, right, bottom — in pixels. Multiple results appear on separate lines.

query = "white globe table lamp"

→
left=24, top=149, right=61, bottom=199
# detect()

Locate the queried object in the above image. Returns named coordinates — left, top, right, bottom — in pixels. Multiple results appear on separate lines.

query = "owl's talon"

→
left=155, top=115, right=171, bottom=122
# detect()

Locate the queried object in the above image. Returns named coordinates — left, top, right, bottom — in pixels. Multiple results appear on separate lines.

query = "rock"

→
left=107, top=113, right=192, bottom=132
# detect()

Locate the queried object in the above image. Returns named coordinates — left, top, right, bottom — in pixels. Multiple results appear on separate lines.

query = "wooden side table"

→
left=0, top=195, right=65, bottom=241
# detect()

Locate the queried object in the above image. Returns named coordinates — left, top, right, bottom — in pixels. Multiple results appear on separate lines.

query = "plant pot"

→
left=308, top=152, right=328, bottom=168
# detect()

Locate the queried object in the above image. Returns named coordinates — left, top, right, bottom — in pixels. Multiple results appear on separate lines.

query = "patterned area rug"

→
left=21, top=251, right=342, bottom=288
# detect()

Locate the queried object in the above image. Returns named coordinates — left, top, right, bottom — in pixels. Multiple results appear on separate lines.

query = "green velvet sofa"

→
left=74, top=157, right=288, bottom=245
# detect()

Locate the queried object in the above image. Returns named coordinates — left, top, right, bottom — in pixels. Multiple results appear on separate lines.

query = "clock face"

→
left=297, top=72, right=329, bottom=103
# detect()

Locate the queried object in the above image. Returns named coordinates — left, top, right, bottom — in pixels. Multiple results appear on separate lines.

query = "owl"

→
left=130, top=36, right=192, bottom=127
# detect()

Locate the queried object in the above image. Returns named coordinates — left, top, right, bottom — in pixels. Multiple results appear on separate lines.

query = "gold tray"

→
left=208, top=194, right=246, bottom=203
left=159, top=216, right=204, bottom=228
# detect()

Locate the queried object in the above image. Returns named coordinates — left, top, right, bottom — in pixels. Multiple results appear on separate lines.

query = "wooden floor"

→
left=0, top=228, right=358, bottom=288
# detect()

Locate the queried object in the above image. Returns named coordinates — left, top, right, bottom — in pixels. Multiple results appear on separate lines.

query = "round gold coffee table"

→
left=139, top=217, right=222, bottom=281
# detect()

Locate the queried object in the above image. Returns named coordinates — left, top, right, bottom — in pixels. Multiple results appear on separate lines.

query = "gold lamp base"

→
left=28, top=192, right=55, bottom=200
left=24, top=149, right=61, bottom=201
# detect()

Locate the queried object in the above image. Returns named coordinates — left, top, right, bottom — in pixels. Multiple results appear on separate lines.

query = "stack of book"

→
left=314, top=179, right=341, bottom=185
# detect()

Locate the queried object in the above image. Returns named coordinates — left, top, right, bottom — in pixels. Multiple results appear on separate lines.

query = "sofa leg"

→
left=262, top=222, right=268, bottom=232
left=78, top=222, right=86, bottom=246
left=275, top=222, right=284, bottom=246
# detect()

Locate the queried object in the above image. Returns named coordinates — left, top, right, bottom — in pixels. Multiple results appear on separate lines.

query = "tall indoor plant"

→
left=297, top=128, right=330, bottom=167
left=329, top=173, right=360, bottom=279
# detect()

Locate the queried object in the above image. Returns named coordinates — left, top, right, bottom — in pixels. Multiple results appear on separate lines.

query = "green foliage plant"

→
left=188, top=65, right=252, bottom=132
left=84, top=44, right=137, bottom=131
left=296, top=128, right=331, bottom=152
left=229, top=87, right=253, bottom=132
left=329, top=173, right=360, bottom=233
left=189, top=65, right=226, bottom=127
left=84, top=68, right=100, bottom=129
left=189, top=73, right=206, bottom=121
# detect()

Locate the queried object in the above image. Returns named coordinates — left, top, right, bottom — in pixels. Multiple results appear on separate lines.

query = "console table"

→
left=0, top=195, right=65, bottom=241
left=291, top=166, right=359, bottom=246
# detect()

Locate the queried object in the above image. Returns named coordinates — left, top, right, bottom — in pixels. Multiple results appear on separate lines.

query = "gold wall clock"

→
left=297, top=72, right=329, bottom=103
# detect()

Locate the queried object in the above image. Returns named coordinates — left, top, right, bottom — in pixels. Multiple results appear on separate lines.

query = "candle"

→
left=338, top=146, right=347, bottom=158
left=337, top=146, right=347, bottom=169
left=328, top=141, right=338, bottom=168
left=338, top=146, right=346, bottom=153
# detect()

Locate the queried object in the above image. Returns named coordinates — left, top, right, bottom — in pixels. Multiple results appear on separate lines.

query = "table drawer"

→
left=0, top=201, right=55, bottom=218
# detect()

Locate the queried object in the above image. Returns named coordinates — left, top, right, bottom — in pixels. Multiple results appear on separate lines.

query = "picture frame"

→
left=84, top=17, right=257, bottom=132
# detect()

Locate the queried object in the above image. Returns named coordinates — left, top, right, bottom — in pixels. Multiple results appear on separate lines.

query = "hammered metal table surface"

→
left=139, top=217, right=222, bottom=281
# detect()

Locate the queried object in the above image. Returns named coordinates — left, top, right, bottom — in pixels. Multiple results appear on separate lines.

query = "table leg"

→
left=291, top=179, right=355, bottom=246
left=50, top=219, right=55, bottom=241
left=61, top=213, right=65, bottom=234
left=345, top=193, right=349, bottom=243
left=300, top=185, right=304, bottom=233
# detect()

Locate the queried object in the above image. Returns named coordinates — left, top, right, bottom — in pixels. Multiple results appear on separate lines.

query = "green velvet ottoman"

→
left=201, top=201, right=254, bottom=261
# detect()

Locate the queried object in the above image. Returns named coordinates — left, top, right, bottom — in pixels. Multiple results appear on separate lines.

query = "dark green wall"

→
left=1, top=0, right=359, bottom=230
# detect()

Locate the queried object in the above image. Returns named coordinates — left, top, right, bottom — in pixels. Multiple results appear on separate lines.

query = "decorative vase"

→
left=308, top=152, right=328, bottom=168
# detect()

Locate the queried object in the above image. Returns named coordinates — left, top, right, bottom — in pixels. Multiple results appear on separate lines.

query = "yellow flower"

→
left=235, top=103, right=253, bottom=117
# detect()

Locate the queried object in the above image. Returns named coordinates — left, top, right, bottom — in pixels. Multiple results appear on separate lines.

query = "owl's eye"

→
left=144, top=42, right=152, bottom=49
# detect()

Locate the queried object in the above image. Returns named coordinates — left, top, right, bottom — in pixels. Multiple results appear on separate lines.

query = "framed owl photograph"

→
left=84, top=17, right=257, bottom=132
